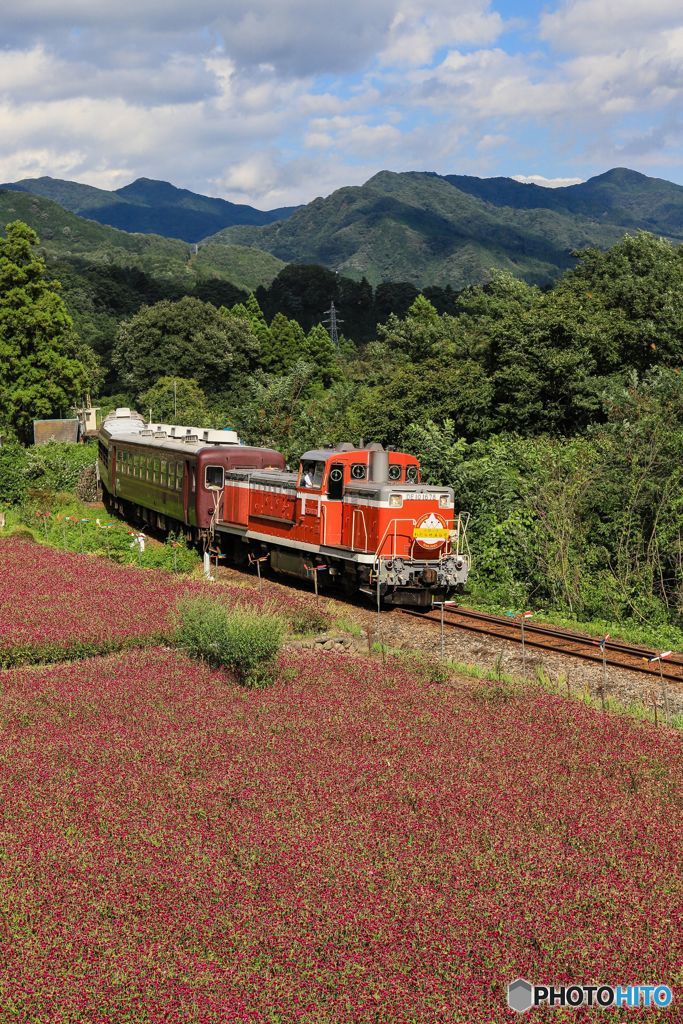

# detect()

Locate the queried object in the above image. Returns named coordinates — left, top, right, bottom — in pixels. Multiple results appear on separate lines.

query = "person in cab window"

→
left=302, top=461, right=314, bottom=487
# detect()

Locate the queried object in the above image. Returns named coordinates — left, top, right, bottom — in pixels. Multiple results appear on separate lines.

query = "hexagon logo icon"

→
left=508, top=978, right=534, bottom=1013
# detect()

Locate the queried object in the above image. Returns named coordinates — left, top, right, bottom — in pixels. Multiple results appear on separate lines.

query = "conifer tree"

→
left=0, top=221, right=94, bottom=442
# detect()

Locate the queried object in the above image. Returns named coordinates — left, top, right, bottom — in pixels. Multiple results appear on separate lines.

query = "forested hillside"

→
left=0, top=176, right=298, bottom=242
left=445, top=167, right=683, bottom=238
left=208, top=168, right=681, bottom=287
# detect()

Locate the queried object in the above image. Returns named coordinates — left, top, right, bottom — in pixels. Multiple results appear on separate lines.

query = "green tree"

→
left=138, top=376, right=210, bottom=426
left=263, top=313, right=307, bottom=373
left=112, top=296, right=259, bottom=396
left=304, top=323, right=340, bottom=386
left=232, top=360, right=315, bottom=459
left=0, top=221, right=95, bottom=442
left=359, top=358, right=494, bottom=447
left=563, top=233, right=683, bottom=372
left=231, top=293, right=272, bottom=350
left=489, top=289, right=601, bottom=435
left=377, top=295, right=462, bottom=362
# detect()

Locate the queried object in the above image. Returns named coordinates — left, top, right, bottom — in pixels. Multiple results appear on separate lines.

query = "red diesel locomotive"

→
left=98, top=409, right=470, bottom=607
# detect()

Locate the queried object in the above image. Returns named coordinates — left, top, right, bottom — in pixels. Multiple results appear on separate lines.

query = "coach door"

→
left=182, top=459, right=191, bottom=525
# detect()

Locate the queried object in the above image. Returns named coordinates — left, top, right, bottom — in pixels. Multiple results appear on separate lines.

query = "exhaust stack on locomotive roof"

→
left=368, top=446, right=389, bottom=483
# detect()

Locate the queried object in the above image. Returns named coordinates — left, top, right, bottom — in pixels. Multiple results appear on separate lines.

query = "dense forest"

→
left=2, top=219, right=683, bottom=634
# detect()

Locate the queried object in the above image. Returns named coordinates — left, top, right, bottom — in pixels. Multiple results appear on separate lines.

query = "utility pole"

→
left=323, top=302, right=343, bottom=346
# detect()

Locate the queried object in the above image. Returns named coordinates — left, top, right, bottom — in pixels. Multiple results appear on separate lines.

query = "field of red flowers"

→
left=0, top=537, right=320, bottom=666
left=0, top=646, right=680, bottom=1023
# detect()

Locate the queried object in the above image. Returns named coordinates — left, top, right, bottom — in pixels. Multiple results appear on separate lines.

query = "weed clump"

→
left=288, top=604, right=330, bottom=636
left=176, top=598, right=285, bottom=687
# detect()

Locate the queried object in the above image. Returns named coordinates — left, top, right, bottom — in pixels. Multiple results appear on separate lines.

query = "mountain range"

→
left=0, top=175, right=298, bottom=243
left=2, top=166, right=683, bottom=291
left=210, top=168, right=683, bottom=287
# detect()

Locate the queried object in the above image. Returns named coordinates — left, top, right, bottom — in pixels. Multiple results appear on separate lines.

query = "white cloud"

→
left=513, top=174, right=585, bottom=187
left=0, top=0, right=681, bottom=206
left=540, top=0, right=682, bottom=53
left=381, top=0, right=504, bottom=67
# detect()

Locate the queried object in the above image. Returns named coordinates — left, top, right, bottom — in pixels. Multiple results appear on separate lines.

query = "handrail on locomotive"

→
left=372, top=512, right=471, bottom=577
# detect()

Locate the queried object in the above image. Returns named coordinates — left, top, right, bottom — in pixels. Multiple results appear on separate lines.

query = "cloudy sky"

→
left=1, top=0, right=682, bottom=208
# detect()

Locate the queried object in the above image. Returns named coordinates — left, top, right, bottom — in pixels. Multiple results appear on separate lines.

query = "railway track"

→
left=398, top=605, right=683, bottom=685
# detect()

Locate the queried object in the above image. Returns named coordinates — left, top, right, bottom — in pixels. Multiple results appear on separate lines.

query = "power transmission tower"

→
left=322, top=301, right=343, bottom=346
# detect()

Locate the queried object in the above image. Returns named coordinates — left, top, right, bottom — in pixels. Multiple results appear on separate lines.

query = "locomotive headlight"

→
left=389, top=494, right=403, bottom=508
left=438, top=494, right=451, bottom=508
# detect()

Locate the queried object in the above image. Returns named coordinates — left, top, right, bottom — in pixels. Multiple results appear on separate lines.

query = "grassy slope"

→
left=208, top=170, right=627, bottom=287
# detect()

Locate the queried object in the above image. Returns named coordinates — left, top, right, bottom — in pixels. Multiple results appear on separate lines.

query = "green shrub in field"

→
left=24, top=440, right=97, bottom=495
left=176, top=598, right=285, bottom=686
left=0, top=438, right=28, bottom=503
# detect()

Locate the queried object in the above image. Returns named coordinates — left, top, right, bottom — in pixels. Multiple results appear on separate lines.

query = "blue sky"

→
left=1, top=0, right=681, bottom=206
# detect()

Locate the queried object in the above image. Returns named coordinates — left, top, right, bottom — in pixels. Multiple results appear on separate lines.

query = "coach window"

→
left=160, top=459, right=168, bottom=486
left=175, top=463, right=183, bottom=490
left=205, top=465, right=224, bottom=488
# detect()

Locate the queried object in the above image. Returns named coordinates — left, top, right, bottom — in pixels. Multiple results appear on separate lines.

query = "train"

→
left=98, top=408, right=470, bottom=607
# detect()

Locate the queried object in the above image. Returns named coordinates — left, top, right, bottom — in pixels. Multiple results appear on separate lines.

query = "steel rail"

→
left=398, top=606, right=683, bottom=684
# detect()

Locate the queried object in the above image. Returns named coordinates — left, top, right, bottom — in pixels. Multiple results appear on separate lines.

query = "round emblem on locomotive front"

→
left=412, top=512, right=449, bottom=549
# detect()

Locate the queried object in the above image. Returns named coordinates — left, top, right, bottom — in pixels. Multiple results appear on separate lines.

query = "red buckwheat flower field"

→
left=0, top=536, right=680, bottom=1022
left=0, top=537, right=312, bottom=667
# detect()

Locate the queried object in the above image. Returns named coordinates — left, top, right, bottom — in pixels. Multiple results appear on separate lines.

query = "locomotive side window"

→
left=350, top=463, right=366, bottom=481
left=388, top=464, right=401, bottom=481
left=300, top=460, right=324, bottom=488
left=205, top=465, right=224, bottom=488
left=406, top=464, right=419, bottom=483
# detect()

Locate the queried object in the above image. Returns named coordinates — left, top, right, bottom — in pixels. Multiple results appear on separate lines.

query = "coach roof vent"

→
left=140, top=428, right=154, bottom=436
left=115, top=407, right=132, bottom=418
left=154, top=430, right=167, bottom=439
left=183, top=434, right=199, bottom=443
